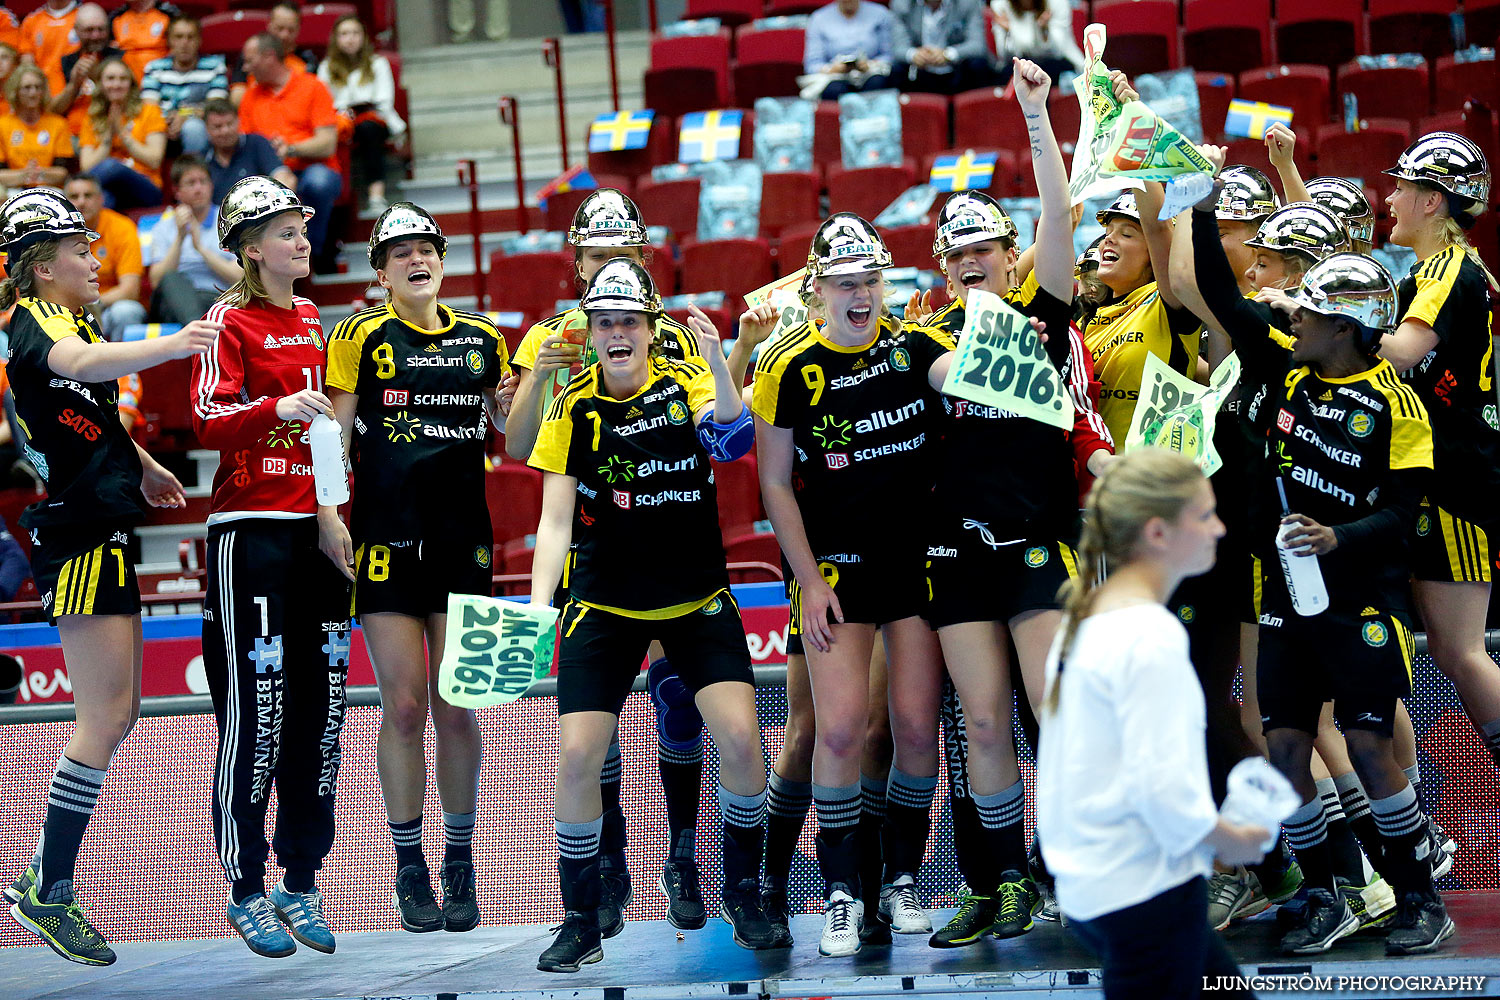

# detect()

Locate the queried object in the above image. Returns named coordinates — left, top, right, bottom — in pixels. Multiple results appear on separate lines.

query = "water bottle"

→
left=309, top=412, right=348, bottom=506
left=1220, top=758, right=1301, bottom=851
left=1275, top=478, right=1329, bottom=617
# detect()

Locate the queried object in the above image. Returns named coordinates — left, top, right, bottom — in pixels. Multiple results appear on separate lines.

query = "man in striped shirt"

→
left=140, top=14, right=226, bottom=155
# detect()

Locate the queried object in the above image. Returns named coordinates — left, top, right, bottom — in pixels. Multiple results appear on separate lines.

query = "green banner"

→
left=437, top=594, right=560, bottom=709
left=1124, top=352, right=1241, bottom=477
left=940, top=289, right=1074, bottom=431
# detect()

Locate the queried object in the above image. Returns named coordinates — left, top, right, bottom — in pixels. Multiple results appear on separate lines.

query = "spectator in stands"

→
left=110, top=0, right=174, bottom=81
left=805, top=0, right=894, bottom=100
left=890, top=0, right=995, bottom=95
left=236, top=32, right=342, bottom=269
left=202, top=96, right=295, bottom=202
left=141, top=15, right=225, bottom=156
left=229, top=0, right=317, bottom=104
left=0, top=514, right=30, bottom=602
left=18, top=0, right=78, bottom=96
left=145, top=153, right=240, bottom=323
left=0, top=7, right=18, bottom=56
left=318, top=15, right=403, bottom=213
left=79, top=56, right=165, bottom=208
left=0, top=43, right=20, bottom=116
left=116, top=371, right=143, bottom=436
left=52, top=4, right=121, bottom=131
left=989, top=0, right=1085, bottom=84
left=63, top=171, right=147, bottom=338
left=0, top=65, right=73, bottom=190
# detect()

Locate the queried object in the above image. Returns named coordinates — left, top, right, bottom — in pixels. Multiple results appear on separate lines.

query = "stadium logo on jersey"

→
left=1276, top=409, right=1295, bottom=433
left=1417, top=513, right=1431, bottom=536
left=1177, top=604, right=1195, bottom=623
left=474, top=546, right=491, bottom=569
left=465, top=349, right=486, bottom=375
left=1347, top=411, right=1373, bottom=438
left=890, top=347, right=911, bottom=371
left=263, top=457, right=287, bottom=475
left=700, top=596, right=723, bottom=616
left=619, top=413, right=670, bottom=436
left=383, top=389, right=409, bottom=407
left=613, top=489, right=632, bottom=509
left=1362, top=621, right=1389, bottom=647
left=812, top=415, right=854, bottom=448
left=1024, top=546, right=1049, bottom=568
left=384, top=410, right=422, bottom=443
left=599, top=456, right=636, bottom=482
left=266, top=421, right=298, bottom=448
left=666, top=400, right=689, bottom=425
left=826, top=453, right=849, bottom=469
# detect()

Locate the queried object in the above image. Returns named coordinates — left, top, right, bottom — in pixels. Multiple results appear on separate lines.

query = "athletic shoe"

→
left=393, top=863, right=444, bottom=933
left=598, top=855, right=631, bottom=938
left=226, top=892, right=296, bottom=958
left=1276, top=885, right=1310, bottom=932
left=269, top=882, right=335, bottom=953
left=761, top=887, right=793, bottom=947
left=441, top=861, right=480, bottom=932
left=1279, top=887, right=1358, bottom=955
left=537, top=911, right=603, bottom=972
left=990, top=872, right=1041, bottom=939
left=1336, top=875, right=1395, bottom=932
left=877, top=874, right=931, bottom=934
left=818, top=887, right=863, bottom=957
left=1261, top=859, right=1305, bottom=905
left=721, top=878, right=781, bottom=949
left=1428, top=815, right=1457, bottom=858
left=1207, top=868, right=1269, bottom=931
left=1420, top=828, right=1454, bottom=881
left=660, top=859, right=706, bottom=930
left=1385, top=890, right=1456, bottom=955
left=4, top=863, right=35, bottom=905
left=928, top=892, right=998, bottom=948
left=11, top=884, right=116, bottom=966
left=1034, top=879, right=1063, bottom=923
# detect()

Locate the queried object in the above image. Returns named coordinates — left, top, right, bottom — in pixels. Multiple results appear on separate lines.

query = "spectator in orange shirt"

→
left=0, top=7, right=18, bottom=54
left=0, top=64, right=73, bottom=188
left=110, top=0, right=174, bottom=81
left=63, top=171, right=148, bottom=337
left=237, top=31, right=341, bottom=266
left=19, top=0, right=80, bottom=96
left=51, top=4, right=120, bottom=133
left=0, top=43, right=19, bottom=116
left=228, top=1, right=316, bottom=105
left=79, top=56, right=165, bottom=207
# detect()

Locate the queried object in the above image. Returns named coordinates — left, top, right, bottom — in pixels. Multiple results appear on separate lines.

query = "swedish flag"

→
left=589, top=110, right=656, bottom=152
left=1224, top=99, right=1293, bottom=141
left=929, top=151, right=998, bottom=192
left=678, top=110, right=743, bottom=163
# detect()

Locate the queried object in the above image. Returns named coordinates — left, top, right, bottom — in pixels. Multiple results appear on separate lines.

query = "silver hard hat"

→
left=1077, top=234, right=1105, bottom=270
left=1384, top=131, right=1489, bottom=225
left=218, top=175, right=314, bottom=252
left=368, top=201, right=447, bottom=269
left=1305, top=177, right=1374, bottom=250
left=1289, top=252, right=1398, bottom=333
left=806, top=212, right=892, bottom=279
left=1096, top=190, right=1140, bottom=226
left=1243, top=202, right=1351, bottom=265
left=1216, top=166, right=1281, bottom=222
left=579, top=257, right=662, bottom=315
left=568, top=188, right=649, bottom=247
left=931, top=190, right=1019, bottom=261
left=0, top=187, right=98, bottom=256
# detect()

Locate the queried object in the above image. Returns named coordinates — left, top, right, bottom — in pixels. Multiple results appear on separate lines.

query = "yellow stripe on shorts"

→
left=1439, top=507, right=1492, bottom=583
left=1252, top=555, right=1263, bottom=619
left=82, top=545, right=104, bottom=615
left=563, top=602, right=590, bottom=638
left=1059, top=542, right=1079, bottom=581
left=1394, top=617, right=1416, bottom=687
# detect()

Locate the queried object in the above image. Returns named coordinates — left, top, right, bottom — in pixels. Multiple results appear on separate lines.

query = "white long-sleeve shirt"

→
left=1036, top=603, right=1218, bottom=922
left=317, top=54, right=405, bottom=138
left=990, top=0, right=1086, bottom=72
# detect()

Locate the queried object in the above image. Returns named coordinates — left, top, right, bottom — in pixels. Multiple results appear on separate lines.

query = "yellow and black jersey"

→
left=6, top=297, right=144, bottom=529
left=328, top=303, right=510, bottom=539
left=530, top=356, right=726, bottom=617
left=1396, top=244, right=1500, bottom=525
left=512, top=307, right=702, bottom=405
left=751, top=314, right=950, bottom=555
left=1003, top=269, right=1040, bottom=309
left=1081, top=280, right=1203, bottom=446
left=928, top=284, right=1077, bottom=534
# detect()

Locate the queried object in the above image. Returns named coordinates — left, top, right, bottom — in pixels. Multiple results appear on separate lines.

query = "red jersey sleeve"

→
left=1065, top=323, right=1113, bottom=505
left=192, top=301, right=281, bottom=448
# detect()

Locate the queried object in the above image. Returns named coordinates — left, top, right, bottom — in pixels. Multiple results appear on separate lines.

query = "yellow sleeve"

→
left=680, top=361, right=716, bottom=414
left=514, top=312, right=579, bottom=372
left=35, top=302, right=82, bottom=343
left=529, top=393, right=577, bottom=475
left=325, top=313, right=370, bottom=392
left=1390, top=411, right=1434, bottom=471
left=750, top=364, right=781, bottom=425
left=1402, top=248, right=1461, bottom=330
left=663, top=315, right=702, bottom=360
left=1003, top=269, right=1039, bottom=307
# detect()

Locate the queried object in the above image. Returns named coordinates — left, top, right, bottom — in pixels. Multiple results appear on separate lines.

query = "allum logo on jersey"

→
left=1290, top=464, right=1356, bottom=505
left=855, top=398, right=924, bottom=434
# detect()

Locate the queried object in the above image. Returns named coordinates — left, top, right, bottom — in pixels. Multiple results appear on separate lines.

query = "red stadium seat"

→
left=544, top=176, right=632, bottom=233
left=645, top=67, right=723, bottom=118
left=487, top=465, right=542, bottom=547
left=1047, top=88, right=1081, bottom=151
left=732, top=62, right=804, bottom=107
left=1466, top=0, right=1500, bottom=49
left=952, top=87, right=1013, bottom=151
left=1337, top=61, right=1431, bottom=132
left=725, top=532, right=781, bottom=584
left=1182, top=0, right=1272, bottom=77
left=647, top=239, right=681, bottom=297
left=713, top=455, right=763, bottom=540
left=1274, top=0, right=1366, bottom=73
left=919, top=148, right=1017, bottom=199
left=649, top=30, right=733, bottom=109
left=759, top=170, right=821, bottom=238
left=735, top=24, right=805, bottom=65
left=1435, top=54, right=1498, bottom=114
left=826, top=160, right=918, bottom=220
left=1195, top=71, right=1236, bottom=143
left=296, top=3, right=357, bottom=54
left=499, top=538, right=534, bottom=597
left=1237, top=65, right=1332, bottom=148
left=1314, top=120, right=1414, bottom=203
left=140, top=357, right=197, bottom=447
left=586, top=114, right=677, bottom=185
left=1221, top=138, right=1310, bottom=189
left=679, top=237, right=774, bottom=310
left=878, top=224, right=935, bottom=270
left=685, top=0, right=761, bottom=28
left=764, top=0, right=822, bottom=15
left=665, top=302, right=732, bottom=337
left=635, top=176, right=702, bottom=243
left=199, top=10, right=270, bottom=57
left=1092, top=0, right=1182, bottom=77
left=900, top=93, right=950, bottom=161
left=813, top=100, right=841, bottom=175
left=775, top=220, right=821, bottom=276
left=487, top=251, right=575, bottom=323
left=1369, top=0, right=1458, bottom=64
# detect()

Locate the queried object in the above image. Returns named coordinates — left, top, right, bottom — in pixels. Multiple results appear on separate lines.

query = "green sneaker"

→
left=10, top=883, right=117, bottom=966
left=1337, top=875, right=1396, bottom=932
left=4, top=863, right=36, bottom=905
left=1261, top=860, right=1304, bottom=905
left=989, top=872, right=1041, bottom=940
left=929, top=892, right=998, bottom=948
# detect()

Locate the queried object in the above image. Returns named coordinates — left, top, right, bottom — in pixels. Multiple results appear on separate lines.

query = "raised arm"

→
left=51, top=319, right=218, bottom=383
left=1015, top=58, right=1075, bottom=304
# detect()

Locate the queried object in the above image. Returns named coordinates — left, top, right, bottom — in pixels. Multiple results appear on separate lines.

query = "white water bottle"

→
left=1275, top=478, right=1329, bottom=617
left=1221, top=758, right=1301, bottom=852
left=309, top=412, right=348, bottom=506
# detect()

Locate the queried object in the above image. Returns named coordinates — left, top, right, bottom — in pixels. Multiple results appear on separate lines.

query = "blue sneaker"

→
left=227, top=893, right=296, bottom=958
left=270, top=881, right=336, bottom=954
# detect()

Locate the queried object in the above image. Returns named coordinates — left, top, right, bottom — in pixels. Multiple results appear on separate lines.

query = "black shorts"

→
left=924, top=521, right=1078, bottom=628
left=556, top=591, right=754, bottom=716
left=1256, top=607, right=1415, bottom=739
left=30, top=521, right=140, bottom=624
left=1412, top=496, right=1496, bottom=584
left=787, top=547, right=926, bottom=630
left=1170, top=539, right=1259, bottom=635
left=351, top=534, right=493, bottom=618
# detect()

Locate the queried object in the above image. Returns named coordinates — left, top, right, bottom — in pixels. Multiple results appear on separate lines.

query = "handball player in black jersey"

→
left=528, top=259, right=776, bottom=972
left=320, top=203, right=509, bottom=933
left=1, top=188, right=217, bottom=965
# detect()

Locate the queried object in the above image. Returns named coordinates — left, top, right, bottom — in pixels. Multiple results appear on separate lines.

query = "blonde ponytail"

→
left=218, top=215, right=276, bottom=308
left=1438, top=216, right=1500, bottom=293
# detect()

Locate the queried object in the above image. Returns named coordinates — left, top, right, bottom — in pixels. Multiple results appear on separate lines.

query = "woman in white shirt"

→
left=1037, top=448, right=1266, bottom=999
left=990, top=0, right=1085, bottom=83
left=318, top=16, right=406, bottom=212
